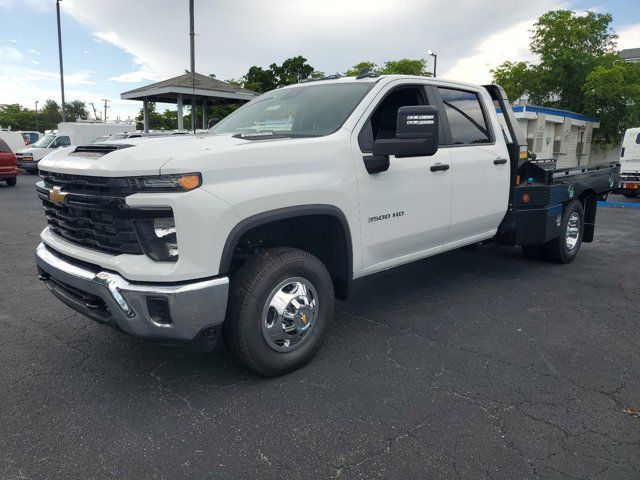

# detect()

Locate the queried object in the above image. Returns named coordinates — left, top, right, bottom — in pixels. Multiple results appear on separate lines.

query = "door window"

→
left=55, top=136, right=71, bottom=147
left=0, top=139, right=11, bottom=153
left=438, top=88, right=491, bottom=145
left=358, top=86, right=426, bottom=152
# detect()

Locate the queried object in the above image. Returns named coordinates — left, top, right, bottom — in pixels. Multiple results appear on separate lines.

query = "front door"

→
left=352, top=83, right=452, bottom=273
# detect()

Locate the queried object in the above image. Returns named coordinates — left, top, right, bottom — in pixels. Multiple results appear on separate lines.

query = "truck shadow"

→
left=109, top=244, right=532, bottom=385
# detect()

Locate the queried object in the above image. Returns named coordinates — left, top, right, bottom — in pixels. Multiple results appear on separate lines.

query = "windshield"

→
left=212, top=83, right=373, bottom=138
left=109, top=133, right=130, bottom=140
left=32, top=134, right=56, bottom=148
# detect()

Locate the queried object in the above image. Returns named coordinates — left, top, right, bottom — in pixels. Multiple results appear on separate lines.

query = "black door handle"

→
left=430, top=163, right=450, bottom=172
left=494, top=158, right=508, bottom=165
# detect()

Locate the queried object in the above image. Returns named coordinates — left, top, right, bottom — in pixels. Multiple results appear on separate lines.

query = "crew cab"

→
left=34, top=75, right=619, bottom=376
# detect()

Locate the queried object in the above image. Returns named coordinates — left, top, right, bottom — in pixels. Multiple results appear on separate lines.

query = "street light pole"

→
left=189, top=0, right=196, bottom=133
left=428, top=50, right=437, bottom=78
left=56, top=0, right=66, bottom=122
left=35, top=101, right=39, bottom=132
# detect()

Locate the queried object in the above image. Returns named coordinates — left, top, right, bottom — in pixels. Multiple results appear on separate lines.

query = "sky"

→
left=0, top=0, right=639, bottom=123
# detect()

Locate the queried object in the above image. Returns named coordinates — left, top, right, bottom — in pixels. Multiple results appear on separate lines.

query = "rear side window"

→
left=438, top=88, right=491, bottom=145
left=0, top=139, right=11, bottom=153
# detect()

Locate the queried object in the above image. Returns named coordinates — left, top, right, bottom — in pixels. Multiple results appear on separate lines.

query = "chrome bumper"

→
left=36, top=243, right=229, bottom=343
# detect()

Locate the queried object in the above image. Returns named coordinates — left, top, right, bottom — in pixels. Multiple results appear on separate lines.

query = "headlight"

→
left=129, top=173, right=201, bottom=192
left=22, top=155, right=34, bottom=161
left=133, top=214, right=179, bottom=261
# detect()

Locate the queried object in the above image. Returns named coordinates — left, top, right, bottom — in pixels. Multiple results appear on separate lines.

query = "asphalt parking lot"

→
left=1, top=174, right=639, bottom=480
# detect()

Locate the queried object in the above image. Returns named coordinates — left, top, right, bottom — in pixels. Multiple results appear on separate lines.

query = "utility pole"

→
left=56, top=0, right=66, bottom=121
left=428, top=50, right=437, bottom=78
left=101, top=99, right=110, bottom=123
left=189, top=0, right=196, bottom=133
left=35, top=101, right=39, bottom=132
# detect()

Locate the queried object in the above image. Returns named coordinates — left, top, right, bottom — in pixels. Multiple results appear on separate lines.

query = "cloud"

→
left=61, top=0, right=564, bottom=85
left=618, top=23, right=640, bottom=50
left=0, top=46, right=22, bottom=62
left=442, top=19, right=540, bottom=83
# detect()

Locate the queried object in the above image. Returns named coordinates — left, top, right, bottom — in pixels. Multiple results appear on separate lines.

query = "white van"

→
left=16, top=122, right=134, bottom=173
left=614, top=127, right=640, bottom=198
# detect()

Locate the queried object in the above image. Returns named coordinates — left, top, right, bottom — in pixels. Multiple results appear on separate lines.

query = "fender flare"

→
left=219, top=204, right=353, bottom=279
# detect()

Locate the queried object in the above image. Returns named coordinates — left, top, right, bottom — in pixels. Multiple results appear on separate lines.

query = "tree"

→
left=490, top=61, right=538, bottom=104
left=583, top=61, right=640, bottom=143
left=344, top=61, right=378, bottom=77
left=271, top=55, right=316, bottom=85
left=491, top=9, right=633, bottom=143
left=380, top=59, right=430, bottom=76
left=64, top=100, right=89, bottom=121
left=343, top=59, right=430, bottom=77
left=242, top=56, right=322, bottom=93
left=243, top=66, right=278, bottom=93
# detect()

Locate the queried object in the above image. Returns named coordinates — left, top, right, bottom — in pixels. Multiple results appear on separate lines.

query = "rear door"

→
left=436, top=86, right=510, bottom=247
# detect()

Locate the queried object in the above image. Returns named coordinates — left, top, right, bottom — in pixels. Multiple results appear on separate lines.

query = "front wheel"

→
left=542, top=200, right=584, bottom=264
left=223, top=247, right=335, bottom=377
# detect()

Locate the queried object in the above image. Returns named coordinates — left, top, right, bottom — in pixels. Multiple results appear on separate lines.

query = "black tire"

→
left=623, top=192, right=639, bottom=199
left=522, top=244, right=546, bottom=261
left=223, top=247, right=335, bottom=377
left=5, top=177, right=17, bottom=186
left=542, top=200, right=584, bottom=264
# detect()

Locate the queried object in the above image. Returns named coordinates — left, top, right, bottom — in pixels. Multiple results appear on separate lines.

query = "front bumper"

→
left=17, top=160, right=38, bottom=172
left=36, top=243, right=229, bottom=345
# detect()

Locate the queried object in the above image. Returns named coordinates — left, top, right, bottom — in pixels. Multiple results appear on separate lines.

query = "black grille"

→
left=38, top=170, right=145, bottom=255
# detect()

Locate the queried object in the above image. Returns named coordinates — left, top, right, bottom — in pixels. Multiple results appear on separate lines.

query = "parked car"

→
left=16, top=122, right=135, bottom=173
left=0, top=138, right=18, bottom=186
left=20, top=131, right=42, bottom=145
left=0, top=130, right=27, bottom=154
left=35, top=75, right=619, bottom=376
left=613, top=127, right=640, bottom=198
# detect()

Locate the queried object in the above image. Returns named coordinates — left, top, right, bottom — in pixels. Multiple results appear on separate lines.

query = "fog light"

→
left=133, top=213, right=179, bottom=262
left=154, top=218, right=176, bottom=238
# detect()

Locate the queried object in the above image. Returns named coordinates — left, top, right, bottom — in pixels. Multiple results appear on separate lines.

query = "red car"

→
left=0, top=138, right=18, bottom=187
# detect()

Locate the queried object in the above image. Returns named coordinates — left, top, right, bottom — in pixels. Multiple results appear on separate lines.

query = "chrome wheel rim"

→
left=261, top=277, right=319, bottom=353
left=565, top=212, right=581, bottom=251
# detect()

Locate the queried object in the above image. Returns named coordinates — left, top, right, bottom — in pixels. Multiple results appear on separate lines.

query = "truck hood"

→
left=37, top=134, right=249, bottom=176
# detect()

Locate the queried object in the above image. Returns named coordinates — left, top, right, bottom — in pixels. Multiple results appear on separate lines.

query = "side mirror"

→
left=373, top=106, right=439, bottom=158
left=208, top=118, right=220, bottom=128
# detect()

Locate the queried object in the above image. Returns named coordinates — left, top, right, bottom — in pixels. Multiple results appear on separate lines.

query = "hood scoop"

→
left=68, top=143, right=134, bottom=158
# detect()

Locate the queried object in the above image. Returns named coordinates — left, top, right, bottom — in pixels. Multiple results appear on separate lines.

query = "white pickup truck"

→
left=35, top=75, right=619, bottom=376
left=17, top=122, right=134, bottom=173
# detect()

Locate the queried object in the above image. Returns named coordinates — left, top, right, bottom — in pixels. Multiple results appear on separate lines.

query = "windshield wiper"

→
left=233, top=131, right=311, bottom=140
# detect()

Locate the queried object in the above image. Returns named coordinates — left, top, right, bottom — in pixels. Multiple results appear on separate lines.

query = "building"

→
left=499, top=105, right=600, bottom=168
left=121, top=72, right=257, bottom=132
left=620, top=48, right=640, bottom=63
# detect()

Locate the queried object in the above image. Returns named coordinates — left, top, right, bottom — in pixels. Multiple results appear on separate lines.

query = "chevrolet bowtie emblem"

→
left=49, top=186, right=67, bottom=206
